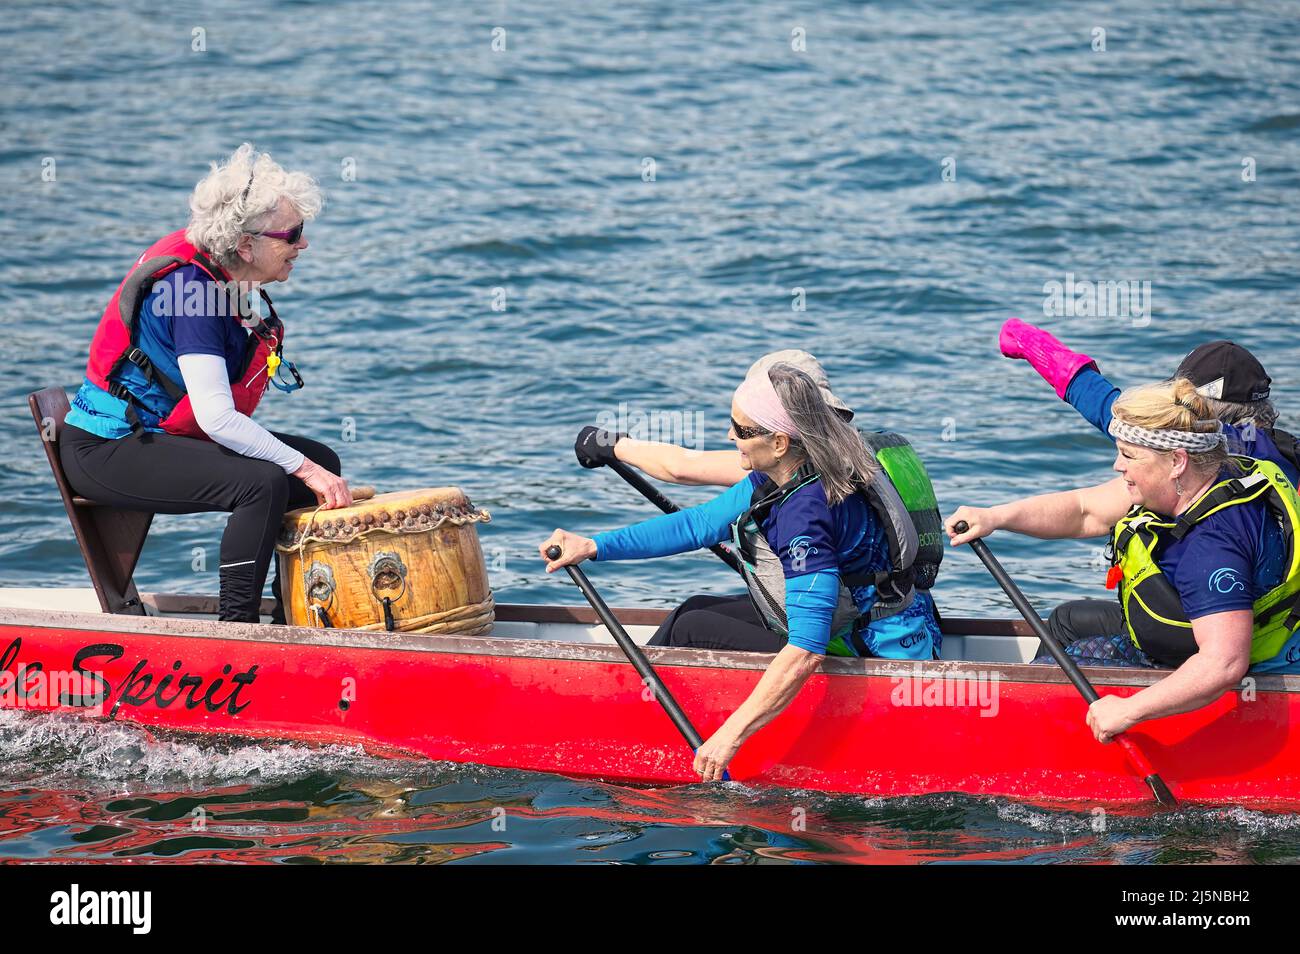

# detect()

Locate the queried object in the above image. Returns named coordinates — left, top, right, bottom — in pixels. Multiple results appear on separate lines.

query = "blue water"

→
left=2, top=0, right=1299, bottom=862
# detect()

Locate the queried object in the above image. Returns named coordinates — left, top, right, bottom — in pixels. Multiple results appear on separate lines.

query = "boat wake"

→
left=1, top=709, right=1298, bottom=864
left=0, top=708, right=418, bottom=789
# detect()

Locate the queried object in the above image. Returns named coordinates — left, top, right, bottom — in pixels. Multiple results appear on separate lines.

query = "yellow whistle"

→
left=267, top=352, right=282, bottom=376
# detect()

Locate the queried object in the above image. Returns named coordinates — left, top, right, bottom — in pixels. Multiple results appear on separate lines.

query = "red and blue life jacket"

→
left=83, top=230, right=285, bottom=439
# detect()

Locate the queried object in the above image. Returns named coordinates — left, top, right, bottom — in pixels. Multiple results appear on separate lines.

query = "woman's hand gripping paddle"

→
left=952, top=522, right=1176, bottom=807
left=545, top=544, right=729, bottom=781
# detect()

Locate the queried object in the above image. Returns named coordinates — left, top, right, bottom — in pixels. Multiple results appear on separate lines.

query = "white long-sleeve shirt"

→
left=177, top=353, right=306, bottom=473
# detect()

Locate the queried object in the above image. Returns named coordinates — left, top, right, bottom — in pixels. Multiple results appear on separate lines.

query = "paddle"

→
left=953, top=521, right=1176, bottom=807
left=606, top=459, right=744, bottom=575
left=545, top=544, right=727, bottom=781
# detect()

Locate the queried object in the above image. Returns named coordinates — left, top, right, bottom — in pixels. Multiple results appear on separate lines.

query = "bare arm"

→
left=947, top=476, right=1131, bottom=544
left=614, top=438, right=749, bottom=487
left=1088, top=610, right=1252, bottom=741
left=693, top=644, right=824, bottom=780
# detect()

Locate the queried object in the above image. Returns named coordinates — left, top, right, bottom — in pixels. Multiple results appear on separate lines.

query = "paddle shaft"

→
left=955, top=523, right=1176, bottom=807
left=607, top=460, right=744, bottom=575
left=546, top=545, right=707, bottom=751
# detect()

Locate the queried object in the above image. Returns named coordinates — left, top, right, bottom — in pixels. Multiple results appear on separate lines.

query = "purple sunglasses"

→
left=258, top=221, right=304, bottom=244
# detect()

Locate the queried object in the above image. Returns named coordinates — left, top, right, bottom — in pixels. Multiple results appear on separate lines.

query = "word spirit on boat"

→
left=69, top=644, right=258, bottom=718
left=0, top=636, right=257, bottom=719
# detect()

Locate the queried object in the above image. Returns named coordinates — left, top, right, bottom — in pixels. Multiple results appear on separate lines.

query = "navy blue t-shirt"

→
left=66, top=265, right=253, bottom=436
left=165, top=265, right=250, bottom=377
left=751, top=472, right=879, bottom=579
left=1157, top=471, right=1286, bottom=619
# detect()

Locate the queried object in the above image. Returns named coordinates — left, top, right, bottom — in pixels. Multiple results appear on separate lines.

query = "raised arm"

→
left=574, top=426, right=748, bottom=486
left=1000, top=318, right=1119, bottom=436
left=615, top=438, right=749, bottom=486
left=946, top=476, right=1132, bottom=545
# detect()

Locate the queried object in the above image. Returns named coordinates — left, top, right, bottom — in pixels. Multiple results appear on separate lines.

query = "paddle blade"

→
left=1144, top=774, right=1178, bottom=807
left=1118, top=736, right=1177, bottom=806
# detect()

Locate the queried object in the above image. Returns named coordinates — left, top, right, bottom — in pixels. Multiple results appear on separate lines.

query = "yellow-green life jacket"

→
left=1110, top=457, right=1300, bottom=667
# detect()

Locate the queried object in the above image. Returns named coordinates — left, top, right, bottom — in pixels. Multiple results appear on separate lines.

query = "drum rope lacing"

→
left=276, top=501, right=492, bottom=551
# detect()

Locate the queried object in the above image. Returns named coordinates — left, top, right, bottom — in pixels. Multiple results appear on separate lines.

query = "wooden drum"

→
left=275, top=488, right=494, bottom=636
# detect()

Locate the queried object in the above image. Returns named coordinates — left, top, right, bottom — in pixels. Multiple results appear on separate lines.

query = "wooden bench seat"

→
left=28, top=386, right=152, bottom=615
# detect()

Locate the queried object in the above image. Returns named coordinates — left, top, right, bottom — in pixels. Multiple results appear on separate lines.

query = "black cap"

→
left=1175, top=340, right=1271, bottom=403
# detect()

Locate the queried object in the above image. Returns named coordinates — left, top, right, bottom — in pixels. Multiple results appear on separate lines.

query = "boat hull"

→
left=1, top=602, right=1297, bottom=806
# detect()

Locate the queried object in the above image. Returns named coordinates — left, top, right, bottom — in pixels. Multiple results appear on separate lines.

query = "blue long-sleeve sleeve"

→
left=784, top=569, right=840, bottom=655
left=1063, top=367, right=1121, bottom=437
left=1067, top=368, right=1300, bottom=484
left=593, top=478, right=754, bottom=561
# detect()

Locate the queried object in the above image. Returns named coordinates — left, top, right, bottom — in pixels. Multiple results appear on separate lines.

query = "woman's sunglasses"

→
left=258, top=221, right=304, bottom=245
left=730, top=415, right=770, bottom=440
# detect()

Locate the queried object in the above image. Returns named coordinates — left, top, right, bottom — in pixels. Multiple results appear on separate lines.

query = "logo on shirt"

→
left=786, top=535, right=819, bottom=572
left=1209, top=567, right=1246, bottom=594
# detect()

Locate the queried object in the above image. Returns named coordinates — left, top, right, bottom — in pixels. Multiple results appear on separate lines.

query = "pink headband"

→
left=734, top=370, right=800, bottom=438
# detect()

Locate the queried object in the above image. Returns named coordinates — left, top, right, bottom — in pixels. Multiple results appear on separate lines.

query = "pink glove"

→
left=1000, top=318, right=1097, bottom=399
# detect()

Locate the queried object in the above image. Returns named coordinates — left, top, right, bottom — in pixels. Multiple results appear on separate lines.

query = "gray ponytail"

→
left=767, top=363, right=877, bottom=505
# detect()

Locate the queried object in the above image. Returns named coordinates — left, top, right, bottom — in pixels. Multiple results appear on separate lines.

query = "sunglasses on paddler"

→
left=257, top=220, right=305, bottom=245
left=730, top=415, right=770, bottom=440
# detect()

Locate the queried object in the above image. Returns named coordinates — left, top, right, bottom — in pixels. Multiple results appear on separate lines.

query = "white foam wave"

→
left=0, top=709, right=425, bottom=788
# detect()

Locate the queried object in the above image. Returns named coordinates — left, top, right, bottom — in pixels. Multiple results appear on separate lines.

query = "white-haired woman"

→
left=541, top=363, right=943, bottom=780
left=946, top=379, right=1300, bottom=744
left=62, top=143, right=351, bottom=623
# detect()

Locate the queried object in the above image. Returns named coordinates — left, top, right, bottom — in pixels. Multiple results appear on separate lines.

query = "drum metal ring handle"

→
left=304, top=561, right=336, bottom=606
left=368, top=551, right=408, bottom=633
left=303, top=562, right=336, bottom=628
left=368, top=552, right=408, bottom=603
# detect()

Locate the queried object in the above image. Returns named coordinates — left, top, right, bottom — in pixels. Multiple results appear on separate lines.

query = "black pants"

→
left=648, top=594, right=787, bottom=652
left=60, top=424, right=340, bottom=623
left=1045, top=599, right=1125, bottom=652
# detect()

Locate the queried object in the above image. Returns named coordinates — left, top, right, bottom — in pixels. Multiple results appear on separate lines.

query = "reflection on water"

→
left=3, top=0, right=1299, bottom=863
left=1, top=711, right=1298, bottom=864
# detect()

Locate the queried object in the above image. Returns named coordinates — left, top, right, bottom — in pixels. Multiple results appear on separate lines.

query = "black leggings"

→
left=1045, top=599, right=1125, bottom=652
left=648, top=594, right=787, bottom=653
left=60, top=424, right=340, bottom=623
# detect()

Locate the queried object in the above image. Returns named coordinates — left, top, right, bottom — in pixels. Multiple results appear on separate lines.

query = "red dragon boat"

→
left=10, top=387, right=1297, bottom=808
left=0, top=588, right=1294, bottom=807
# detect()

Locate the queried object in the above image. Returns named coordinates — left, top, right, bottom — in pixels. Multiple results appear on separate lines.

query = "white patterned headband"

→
left=1108, top=417, right=1226, bottom=452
